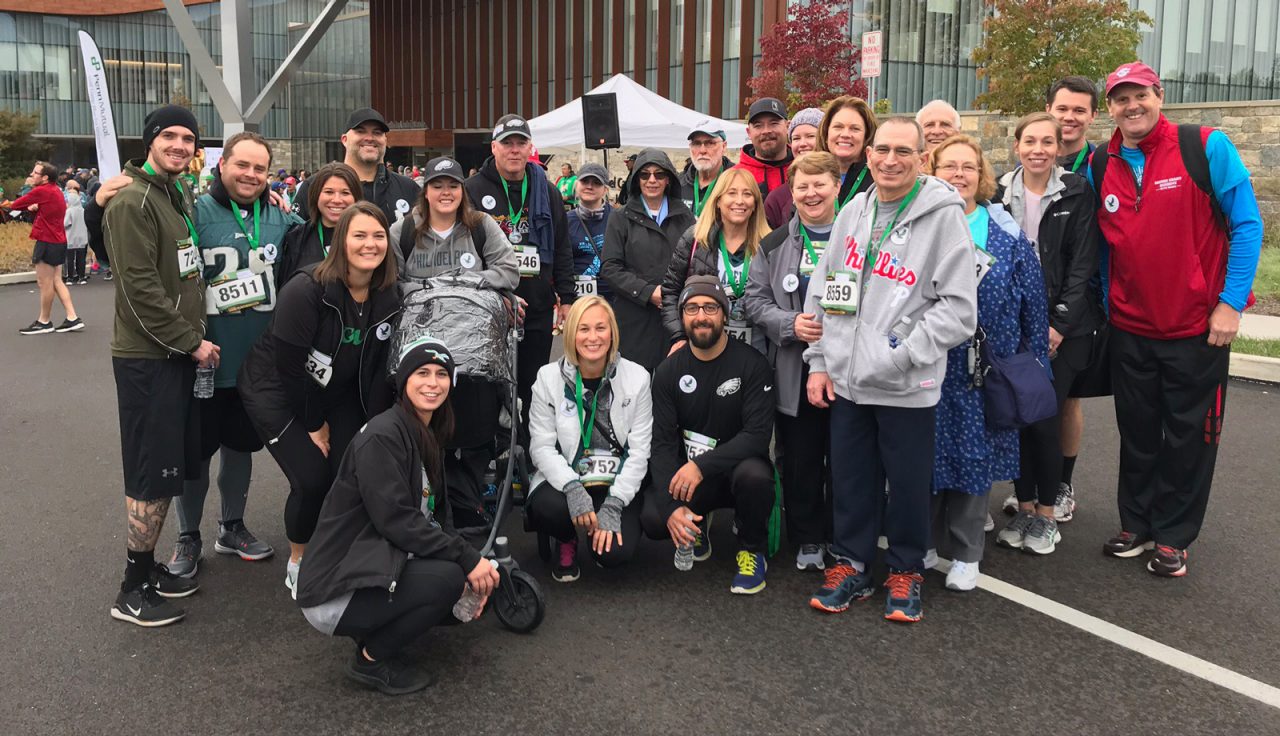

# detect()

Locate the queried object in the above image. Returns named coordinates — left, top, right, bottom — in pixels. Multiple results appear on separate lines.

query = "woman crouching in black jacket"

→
left=239, top=201, right=402, bottom=597
left=297, top=338, right=499, bottom=695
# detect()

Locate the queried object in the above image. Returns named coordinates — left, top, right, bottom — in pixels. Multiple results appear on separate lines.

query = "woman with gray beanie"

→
left=765, top=107, right=825, bottom=229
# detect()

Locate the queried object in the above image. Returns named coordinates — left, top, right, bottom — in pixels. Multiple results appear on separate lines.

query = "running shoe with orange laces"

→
left=809, top=562, right=874, bottom=612
left=883, top=571, right=924, bottom=623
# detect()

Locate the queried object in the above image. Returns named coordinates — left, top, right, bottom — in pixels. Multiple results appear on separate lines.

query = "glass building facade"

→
left=0, top=0, right=370, bottom=168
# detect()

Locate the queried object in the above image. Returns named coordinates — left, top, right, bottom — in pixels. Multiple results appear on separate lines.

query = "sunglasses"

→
left=638, top=170, right=668, bottom=181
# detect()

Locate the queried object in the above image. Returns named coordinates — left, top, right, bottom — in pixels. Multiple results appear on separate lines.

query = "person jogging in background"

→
left=737, top=98, right=794, bottom=200
left=1090, top=62, right=1262, bottom=577
left=103, top=105, right=210, bottom=626
left=167, top=131, right=302, bottom=579
left=916, top=100, right=961, bottom=155
left=680, top=121, right=735, bottom=218
left=5, top=161, right=82, bottom=334
left=643, top=276, right=776, bottom=595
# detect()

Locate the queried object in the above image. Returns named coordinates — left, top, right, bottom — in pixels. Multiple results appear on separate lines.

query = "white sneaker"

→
left=285, top=558, right=300, bottom=600
left=1054, top=482, right=1076, bottom=523
left=984, top=513, right=995, bottom=533
left=1001, top=491, right=1018, bottom=515
left=923, top=548, right=939, bottom=569
left=946, top=560, right=979, bottom=591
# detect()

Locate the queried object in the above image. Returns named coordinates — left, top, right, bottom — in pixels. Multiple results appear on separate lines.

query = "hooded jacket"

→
left=802, top=176, right=978, bottom=409
left=295, top=403, right=482, bottom=609
left=996, top=166, right=1104, bottom=339
left=292, top=163, right=420, bottom=228
left=735, top=144, right=794, bottom=200
left=63, top=197, right=89, bottom=248
left=389, top=209, right=519, bottom=291
left=678, top=155, right=735, bottom=217
left=600, top=149, right=696, bottom=371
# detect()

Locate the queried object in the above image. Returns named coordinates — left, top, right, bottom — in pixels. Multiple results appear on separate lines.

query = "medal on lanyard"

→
left=718, top=233, right=750, bottom=298
left=575, top=372, right=600, bottom=452
left=507, top=177, right=529, bottom=242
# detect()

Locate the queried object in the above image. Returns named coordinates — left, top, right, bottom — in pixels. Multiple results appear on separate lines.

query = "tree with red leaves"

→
left=746, top=1, right=867, bottom=113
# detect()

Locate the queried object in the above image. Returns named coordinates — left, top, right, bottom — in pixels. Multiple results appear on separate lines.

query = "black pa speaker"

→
left=582, top=93, right=621, bottom=150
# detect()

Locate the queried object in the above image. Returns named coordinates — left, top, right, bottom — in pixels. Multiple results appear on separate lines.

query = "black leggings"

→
left=526, top=482, right=644, bottom=567
left=1014, top=334, right=1090, bottom=508
left=333, top=558, right=465, bottom=661
left=265, top=401, right=363, bottom=544
left=775, top=380, right=832, bottom=547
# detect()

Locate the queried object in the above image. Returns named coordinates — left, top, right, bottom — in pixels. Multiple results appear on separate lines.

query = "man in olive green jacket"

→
left=103, top=105, right=219, bottom=628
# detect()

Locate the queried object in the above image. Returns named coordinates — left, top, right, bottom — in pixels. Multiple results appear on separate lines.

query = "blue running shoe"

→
left=693, top=511, right=713, bottom=562
left=730, top=550, right=767, bottom=594
left=809, top=563, right=874, bottom=612
left=884, top=571, right=924, bottom=623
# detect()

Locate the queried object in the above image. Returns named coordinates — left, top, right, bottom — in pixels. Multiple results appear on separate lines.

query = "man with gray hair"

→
left=679, top=120, right=735, bottom=218
left=916, top=99, right=962, bottom=154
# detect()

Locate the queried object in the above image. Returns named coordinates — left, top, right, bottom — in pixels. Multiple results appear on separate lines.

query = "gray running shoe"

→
left=1054, top=482, right=1076, bottom=523
left=997, top=511, right=1036, bottom=550
left=796, top=544, right=826, bottom=571
left=1022, top=515, right=1061, bottom=555
left=214, top=523, right=274, bottom=561
left=168, top=536, right=202, bottom=578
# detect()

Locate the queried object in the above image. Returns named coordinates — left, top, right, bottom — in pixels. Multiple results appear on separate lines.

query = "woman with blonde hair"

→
left=660, top=166, right=770, bottom=355
left=526, top=295, right=653, bottom=581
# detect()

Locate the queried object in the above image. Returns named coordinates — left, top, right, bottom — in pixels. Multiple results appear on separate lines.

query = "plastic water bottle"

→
left=674, top=512, right=695, bottom=571
left=194, top=365, right=215, bottom=399
left=452, top=559, right=499, bottom=622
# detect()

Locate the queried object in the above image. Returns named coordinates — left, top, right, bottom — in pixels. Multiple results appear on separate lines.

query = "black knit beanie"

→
left=396, top=337, right=457, bottom=395
left=142, top=105, right=201, bottom=151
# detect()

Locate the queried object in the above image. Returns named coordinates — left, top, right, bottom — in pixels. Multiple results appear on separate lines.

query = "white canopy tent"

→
left=527, top=73, right=749, bottom=152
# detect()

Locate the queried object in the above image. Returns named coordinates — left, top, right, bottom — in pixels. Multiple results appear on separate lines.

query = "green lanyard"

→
left=864, top=178, right=923, bottom=280
left=836, top=168, right=868, bottom=213
left=143, top=161, right=199, bottom=247
left=800, top=226, right=828, bottom=268
left=507, top=177, right=529, bottom=231
left=718, top=233, right=750, bottom=298
left=317, top=223, right=328, bottom=257
left=575, top=372, right=601, bottom=452
left=1069, top=147, right=1088, bottom=173
left=692, top=174, right=718, bottom=218
left=230, top=198, right=261, bottom=250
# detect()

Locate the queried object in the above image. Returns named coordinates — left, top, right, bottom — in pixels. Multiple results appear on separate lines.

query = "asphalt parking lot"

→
left=1, top=280, right=1277, bottom=735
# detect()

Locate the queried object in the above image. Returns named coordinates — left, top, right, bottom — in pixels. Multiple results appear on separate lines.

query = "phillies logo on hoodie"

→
left=843, top=236, right=918, bottom=287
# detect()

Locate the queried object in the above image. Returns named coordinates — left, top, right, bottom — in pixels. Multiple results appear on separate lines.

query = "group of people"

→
left=81, top=57, right=1261, bottom=696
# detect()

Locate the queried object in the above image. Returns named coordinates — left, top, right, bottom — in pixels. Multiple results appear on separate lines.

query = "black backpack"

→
left=398, top=213, right=488, bottom=269
left=1088, top=124, right=1227, bottom=232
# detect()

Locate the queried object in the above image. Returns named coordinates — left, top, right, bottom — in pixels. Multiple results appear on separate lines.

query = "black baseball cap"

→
left=492, top=113, right=532, bottom=142
left=423, top=156, right=465, bottom=184
left=747, top=97, right=787, bottom=123
left=346, top=107, right=389, bottom=133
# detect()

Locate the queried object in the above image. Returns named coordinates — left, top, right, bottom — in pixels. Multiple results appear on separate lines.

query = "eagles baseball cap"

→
left=423, top=156, right=465, bottom=184
left=747, top=97, right=787, bottom=123
left=1105, top=62, right=1161, bottom=97
left=492, top=113, right=532, bottom=142
left=346, top=107, right=389, bottom=133
left=577, top=162, right=609, bottom=184
left=688, top=119, right=727, bottom=141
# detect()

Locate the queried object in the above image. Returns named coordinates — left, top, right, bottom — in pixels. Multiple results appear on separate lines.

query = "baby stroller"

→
left=390, top=273, right=546, bottom=633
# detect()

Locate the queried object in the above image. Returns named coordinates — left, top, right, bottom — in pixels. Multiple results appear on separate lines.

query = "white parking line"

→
left=934, top=558, right=1280, bottom=710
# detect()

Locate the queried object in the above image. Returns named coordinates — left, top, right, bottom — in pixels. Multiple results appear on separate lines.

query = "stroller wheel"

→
left=493, top=569, right=546, bottom=633
left=536, top=531, right=553, bottom=562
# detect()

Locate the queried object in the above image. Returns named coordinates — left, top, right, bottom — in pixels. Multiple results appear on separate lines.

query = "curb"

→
left=0, top=271, right=36, bottom=285
left=1230, top=352, right=1280, bottom=384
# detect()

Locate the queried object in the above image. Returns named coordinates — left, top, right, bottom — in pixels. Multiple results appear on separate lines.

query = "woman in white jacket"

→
left=527, top=295, right=653, bottom=582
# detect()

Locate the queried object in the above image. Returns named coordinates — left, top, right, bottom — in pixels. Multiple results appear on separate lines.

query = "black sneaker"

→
left=346, top=651, right=436, bottom=695
left=110, top=583, right=185, bottom=627
left=54, top=318, right=84, bottom=332
left=1102, top=531, right=1154, bottom=558
left=18, top=320, right=54, bottom=335
left=103, top=268, right=113, bottom=281
left=552, top=538, right=580, bottom=583
left=1147, top=545, right=1189, bottom=578
left=151, top=562, right=199, bottom=598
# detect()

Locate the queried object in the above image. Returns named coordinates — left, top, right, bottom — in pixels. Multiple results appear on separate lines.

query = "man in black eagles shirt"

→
left=643, top=276, right=776, bottom=595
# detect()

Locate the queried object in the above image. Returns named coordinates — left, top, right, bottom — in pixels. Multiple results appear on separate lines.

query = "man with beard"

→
left=736, top=98, right=794, bottom=199
left=643, top=276, right=776, bottom=595
left=916, top=100, right=961, bottom=155
left=292, top=108, right=419, bottom=226
left=679, top=121, right=735, bottom=218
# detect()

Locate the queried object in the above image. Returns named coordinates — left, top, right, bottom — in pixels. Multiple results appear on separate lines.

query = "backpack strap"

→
left=1089, top=145, right=1109, bottom=211
left=399, top=212, right=418, bottom=261
left=1177, top=124, right=1228, bottom=233
left=467, top=221, right=487, bottom=271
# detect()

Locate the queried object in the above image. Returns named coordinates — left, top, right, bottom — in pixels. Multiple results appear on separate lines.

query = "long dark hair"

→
left=313, top=201, right=398, bottom=290
left=414, top=176, right=484, bottom=241
left=305, top=162, right=363, bottom=226
left=398, top=386, right=455, bottom=494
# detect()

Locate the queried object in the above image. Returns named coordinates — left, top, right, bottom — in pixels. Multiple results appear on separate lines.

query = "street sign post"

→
left=861, top=30, right=883, bottom=104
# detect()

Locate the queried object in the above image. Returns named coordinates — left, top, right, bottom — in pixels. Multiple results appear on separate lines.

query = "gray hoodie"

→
left=390, top=210, right=519, bottom=291
left=802, top=176, right=978, bottom=409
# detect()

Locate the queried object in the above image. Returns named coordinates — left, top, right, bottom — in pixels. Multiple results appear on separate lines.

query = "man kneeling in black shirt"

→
left=643, top=275, right=776, bottom=594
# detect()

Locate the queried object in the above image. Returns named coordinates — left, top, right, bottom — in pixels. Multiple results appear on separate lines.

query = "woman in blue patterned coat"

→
left=925, top=135, right=1049, bottom=591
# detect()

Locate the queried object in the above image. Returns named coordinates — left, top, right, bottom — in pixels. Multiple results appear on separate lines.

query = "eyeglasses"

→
left=682, top=303, right=723, bottom=316
left=934, top=163, right=980, bottom=175
left=871, top=145, right=922, bottom=158
left=638, top=170, right=668, bottom=181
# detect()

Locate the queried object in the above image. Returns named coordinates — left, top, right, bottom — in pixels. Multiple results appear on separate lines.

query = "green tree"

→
left=972, top=0, right=1153, bottom=114
left=0, top=109, right=49, bottom=183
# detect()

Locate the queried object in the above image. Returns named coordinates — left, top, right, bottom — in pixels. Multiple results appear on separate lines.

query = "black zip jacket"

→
left=295, top=403, right=483, bottom=608
left=464, top=158, right=576, bottom=321
left=275, top=221, right=333, bottom=289
left=678, top=155, right=735, bottom=213
left=995, top=171, right=1104, bottom=338
left=660, top=223, right=724, bottom=343
left=238, top=264, right=400, bottom=442
left=292, top=163, right=420, bottom=226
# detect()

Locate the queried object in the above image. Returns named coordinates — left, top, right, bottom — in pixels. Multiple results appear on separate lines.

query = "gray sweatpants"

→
left=930, top=490, right=988, bottom=564
left=176, top=448, right=253, bottom=535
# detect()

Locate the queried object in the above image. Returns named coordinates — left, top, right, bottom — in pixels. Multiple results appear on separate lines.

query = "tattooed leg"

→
left=126, top=498, right=171, bottom=552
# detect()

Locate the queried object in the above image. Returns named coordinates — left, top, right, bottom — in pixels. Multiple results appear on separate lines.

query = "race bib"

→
left=576, top=450, right=621, bottom=486
left=682, top=430, right=717, bottom=461
left=574, top=275, right=597, bottom=297
left=819, top=271, right=859, bottom=315
left=800, top=245, right=824, bottom=276
left=208, top=269, right=267, bottom=314
left=516, top=245, right=541, bottom=277
left=177, top=238, right=201, bottom=280
left=304, top=349, right=334, bottom=387
left=974, top=248, right=997, bottom=285
left=726, top=320, right=753, bottom=344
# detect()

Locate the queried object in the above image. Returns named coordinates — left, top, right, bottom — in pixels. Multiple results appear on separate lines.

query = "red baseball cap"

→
left=1105, top=62, right=1161, bottom=97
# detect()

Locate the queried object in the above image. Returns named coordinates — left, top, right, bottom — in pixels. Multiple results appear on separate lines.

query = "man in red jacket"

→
left=736, top=98, right=794, bottom=200
left=2, top=161, right=83, bottom=334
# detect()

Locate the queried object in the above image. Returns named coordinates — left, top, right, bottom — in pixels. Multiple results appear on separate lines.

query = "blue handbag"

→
left=976, top=328, right=1058, bottom=430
